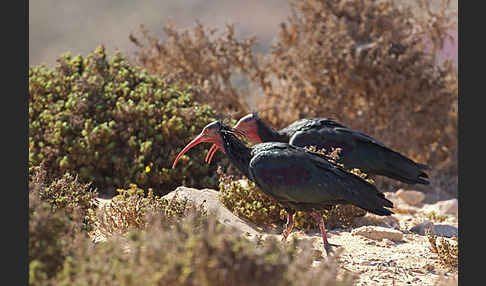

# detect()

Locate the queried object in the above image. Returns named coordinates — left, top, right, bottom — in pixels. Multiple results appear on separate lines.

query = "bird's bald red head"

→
left=233, top=113, right=262, bottom=143
left=172, top=121, right=225, bottom=168
left=204, top=114, right=262, bottom=165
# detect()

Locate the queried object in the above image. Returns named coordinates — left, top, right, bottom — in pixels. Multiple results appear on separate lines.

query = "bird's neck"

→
left=256, top=118, right=288, bottom=142
left=221, top=132, right=252, bottom=177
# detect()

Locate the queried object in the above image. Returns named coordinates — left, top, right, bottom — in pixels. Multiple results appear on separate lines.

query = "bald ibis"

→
left=206, top=113, right=430, bottom=185
left=173, top=121, right=394, bottom=255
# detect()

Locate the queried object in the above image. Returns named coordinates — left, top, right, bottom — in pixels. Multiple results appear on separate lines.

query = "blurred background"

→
left=29, top=0, right=457, bottom=67
left=30, top=0, right=290, bottom=66
left=29, top=0, right=458, bottom=200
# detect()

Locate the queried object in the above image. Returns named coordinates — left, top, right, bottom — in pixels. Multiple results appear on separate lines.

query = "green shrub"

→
left=54, top=215, right=354, bottom=286
left=29, top=46, right=221, bottom=195
left=218, top=167, right=366, bottom=231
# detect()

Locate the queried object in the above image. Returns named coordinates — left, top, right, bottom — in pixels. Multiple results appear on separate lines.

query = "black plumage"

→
left=173, top=121, right=394, bottom=255
left=219, top=128, right=393, bottom=215
left=232, top=114, right=430, bottom=185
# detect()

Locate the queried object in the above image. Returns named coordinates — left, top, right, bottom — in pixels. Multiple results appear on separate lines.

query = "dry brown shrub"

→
left=257, top=0, right=457, bottom=194
left=132, top=0, right=458, bottom=196
left=94, top=184, right=207, bottom=238
left=29, top=165, right=96, bottom=284
left=54, top=214, right=355, bottom=286
left=130, top=22, right=267, bottom=119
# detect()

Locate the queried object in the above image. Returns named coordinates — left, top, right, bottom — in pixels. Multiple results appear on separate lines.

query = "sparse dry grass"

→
left=425, top=210, right=449, bottom=223
left=426, top=228, right=458, bottom=270
left=55, top=215, right=355, bottom=286
left=94, top=184, right=207, bottom=237
left=29, top=165, right=356, bottom=286
left=304, top=145, right=375, bottom=184
left=29, top=165, right=99, bottom=285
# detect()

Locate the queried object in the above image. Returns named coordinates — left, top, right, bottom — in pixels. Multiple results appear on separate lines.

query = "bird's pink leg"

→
left=310, top=211, right=336, bottom=255
left=281, top=209, right=295, bottom=242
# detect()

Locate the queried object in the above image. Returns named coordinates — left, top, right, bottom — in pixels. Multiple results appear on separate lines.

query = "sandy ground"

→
left=95, top=187, right=458, bottom=286
left=294, top=226, right=456, bottom=285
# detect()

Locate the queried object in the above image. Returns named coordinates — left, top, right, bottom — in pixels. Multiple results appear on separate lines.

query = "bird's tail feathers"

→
left=379, top=148, right=431, bottom=185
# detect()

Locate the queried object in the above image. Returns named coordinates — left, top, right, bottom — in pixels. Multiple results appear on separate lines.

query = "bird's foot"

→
left=323, top=243, right=340, bottom=256
left=281, top=228, right=293, bottom=242
left=281, top=233, right=289, bottom=242
left=281, top=210, right=295, bottom=243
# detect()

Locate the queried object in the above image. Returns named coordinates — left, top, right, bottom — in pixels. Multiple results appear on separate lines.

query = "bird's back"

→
left=279, top=117, right=347, bottom=138
left=248, top=143, right=393, bottom=215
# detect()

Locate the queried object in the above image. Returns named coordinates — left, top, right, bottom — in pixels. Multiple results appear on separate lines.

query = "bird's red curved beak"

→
left=172, top=132, right=224, bottom=168
left=205, top=144, right=219, bottom=164
left=204, top=119, right=260, bottom=165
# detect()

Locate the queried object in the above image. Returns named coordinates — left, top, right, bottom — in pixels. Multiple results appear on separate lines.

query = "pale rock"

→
left=396, top=189, right=425, bottom=206
left=422, top=199, right=458, bottom=217
left=164, top=186, right=261, bottom=237
left=383, top=191, right=419, bottom=214
left=380, top=238, right=396, bottom=247
left=383, top=192, right=400, bottom=202
left=409, top=220, right=458, bottom=238
left=352, top=213, right=400, bottom=229
left=433, top=224, right=458, bottom=238
left=351, top=226, right=404, bottom=241
left=392, top=204, right=419, bottom=215
left=237, top=179, right=249, bottom=189
left=311, top=249, right=324, bottom=260
left=409, top=220, right=434, bottom=235
left=435, top=199, right=458, bottom=217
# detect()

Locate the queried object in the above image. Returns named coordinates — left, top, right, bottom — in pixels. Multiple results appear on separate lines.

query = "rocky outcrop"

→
left=409, top=221, right=458, bottom=238
left=163, top=186, right=262, bottom=237
left=396, top=189, right=426, bottom=206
